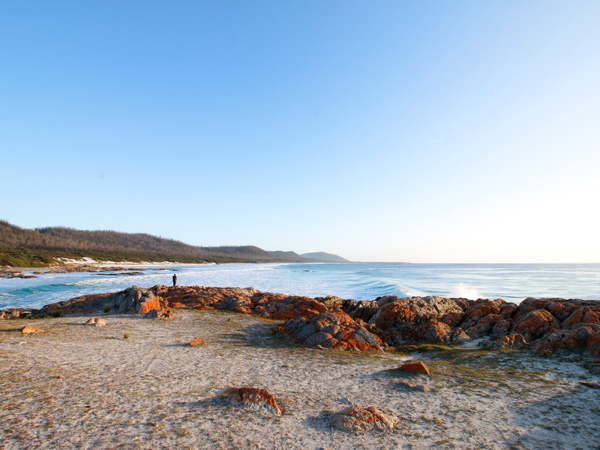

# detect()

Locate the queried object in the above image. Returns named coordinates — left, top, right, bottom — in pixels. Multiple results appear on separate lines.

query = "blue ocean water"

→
left=1, top=263, right=599, bottom=310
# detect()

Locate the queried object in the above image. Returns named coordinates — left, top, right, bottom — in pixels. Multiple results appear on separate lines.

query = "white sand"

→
left=1, top=310, right=599, bottom=450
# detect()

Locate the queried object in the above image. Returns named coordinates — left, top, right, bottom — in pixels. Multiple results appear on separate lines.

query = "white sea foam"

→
left=450, top=283, right=483, bottom=300
left=2, top=263, right=600, bottom=310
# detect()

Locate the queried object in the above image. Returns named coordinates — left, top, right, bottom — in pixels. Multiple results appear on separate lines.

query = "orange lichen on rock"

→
left=275, top=310, right=382, bottom=350
left=512, top=309, right=560, bottom=340
left=400, top=361, right=431, bottom=376
left=226, top=387, right=282, bottom=415
left=253, top=295, right=327, bottom=320
left=137, top=295, right=165, bottom=315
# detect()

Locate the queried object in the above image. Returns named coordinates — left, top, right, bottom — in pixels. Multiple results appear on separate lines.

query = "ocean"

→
left=1, top=263, right=600, bottom=311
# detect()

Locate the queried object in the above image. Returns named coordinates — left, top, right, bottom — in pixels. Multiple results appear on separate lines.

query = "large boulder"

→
left=253, top=295, right=328, bottom=320
left=460, top=300, right=511, bottom=339
left=369, top=297, right=467, bottom=346
left=40, top=292, right=114, bottom=316
left=108, top=287, right=166, bottom=315
left=511, top=309, right=561, bottom=340
left=38, top=286, right=166, bottom=316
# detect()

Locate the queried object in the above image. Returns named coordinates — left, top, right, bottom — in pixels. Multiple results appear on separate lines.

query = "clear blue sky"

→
left=2, top=1, right=599, bottom=263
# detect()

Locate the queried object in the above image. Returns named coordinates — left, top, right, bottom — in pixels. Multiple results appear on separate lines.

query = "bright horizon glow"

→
left=2, top=1, right=599, bottom=263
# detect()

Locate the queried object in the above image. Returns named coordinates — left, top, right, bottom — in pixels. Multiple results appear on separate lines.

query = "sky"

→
left=2, top=1, right=599, bottom=263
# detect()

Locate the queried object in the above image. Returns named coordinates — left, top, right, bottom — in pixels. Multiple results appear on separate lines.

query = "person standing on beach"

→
left=172, top=273, right=177, bottom=287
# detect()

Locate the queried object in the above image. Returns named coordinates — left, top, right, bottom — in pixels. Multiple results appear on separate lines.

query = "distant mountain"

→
left=0, top=220, right=308, bottom=267
left=300, top=252, right=350, bottom=262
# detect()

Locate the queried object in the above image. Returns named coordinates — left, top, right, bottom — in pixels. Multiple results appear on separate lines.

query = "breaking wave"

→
left=450, top=283, right=484, bottom=300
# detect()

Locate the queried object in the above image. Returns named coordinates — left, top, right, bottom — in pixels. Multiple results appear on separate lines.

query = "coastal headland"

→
left=1, top=286, right=600, bottom=449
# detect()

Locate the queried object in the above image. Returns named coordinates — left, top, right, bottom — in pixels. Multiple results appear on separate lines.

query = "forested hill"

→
left=300, top=252, right=350, bottom=262
left=0, top=221, right=310, bottom=267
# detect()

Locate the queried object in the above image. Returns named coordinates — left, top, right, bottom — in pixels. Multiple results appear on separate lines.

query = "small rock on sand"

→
left=146, top=308, right=175, bottom=319
left=400, top=361, right=431, bottom=376
left=21, top=325, right=44, bottom=334
left=330, top=405, right=399, bottom=432
left=189, top=338, right=205, bottom=346
left=226, top=387, right=282, bottom=416
left=86, top=318, right=107, bottom=327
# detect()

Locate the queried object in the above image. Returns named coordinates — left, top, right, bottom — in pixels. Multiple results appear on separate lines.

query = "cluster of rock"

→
left=274, top=310, right=383, bottom=350
left=360, top=296, right=600, bottom=357
left=3, top=284, right=600, bottom=357
left=0, top=308, right=32, bottom=320
left=225, top=386, right=400, bottom=432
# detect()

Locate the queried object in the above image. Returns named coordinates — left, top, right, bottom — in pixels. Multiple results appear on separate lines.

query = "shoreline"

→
left=3, top=284, right=600, bottom=360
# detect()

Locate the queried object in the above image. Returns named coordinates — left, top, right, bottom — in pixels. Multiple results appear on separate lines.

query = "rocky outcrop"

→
left=225, top=387, right=282, bottom=415
left=24, top=284, right=600, bottom=357
left=274, top=310, right=382, bottom=350
left=346, top=295, right=600, bottom=357
left=152, top=286, right=328, bottom=320
left=107, top=287, right=167, bottom=315
left=330, top=406, right=399, bottom=432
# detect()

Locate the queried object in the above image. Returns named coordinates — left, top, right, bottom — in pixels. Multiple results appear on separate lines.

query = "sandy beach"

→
left=1, top=309, right=599, bottom=450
